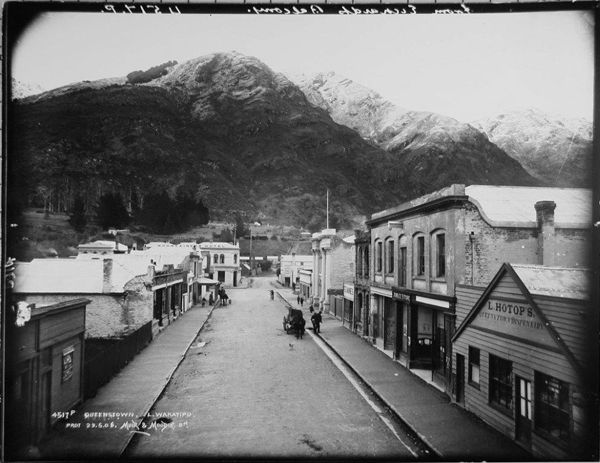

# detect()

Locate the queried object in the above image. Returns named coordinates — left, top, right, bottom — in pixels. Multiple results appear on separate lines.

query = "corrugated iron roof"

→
left=15, top=259, right=104, bottom=293
left=512, top=264, right=592, bottom=300
left=466, top=185, right=592, bottom=228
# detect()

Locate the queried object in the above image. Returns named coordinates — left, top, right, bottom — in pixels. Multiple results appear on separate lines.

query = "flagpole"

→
left=326, top=189, right=329, bottom=229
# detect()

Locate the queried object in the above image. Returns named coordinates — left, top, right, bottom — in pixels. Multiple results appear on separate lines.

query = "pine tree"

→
left=69, top=195, right=87, bottom=232
left=96, top=193, right=130, bottom=230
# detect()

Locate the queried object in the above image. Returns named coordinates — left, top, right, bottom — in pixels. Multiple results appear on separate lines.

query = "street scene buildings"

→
left=4, top=8, right=597, bottom=463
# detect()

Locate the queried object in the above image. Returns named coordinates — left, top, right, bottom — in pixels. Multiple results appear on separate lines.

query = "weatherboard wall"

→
left=453, top=278, right=589, bottom=459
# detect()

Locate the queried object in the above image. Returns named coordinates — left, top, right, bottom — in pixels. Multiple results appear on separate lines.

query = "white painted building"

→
left=199, top=242, right=241, bottom=287
left=278, top=254, right=313, bottom=288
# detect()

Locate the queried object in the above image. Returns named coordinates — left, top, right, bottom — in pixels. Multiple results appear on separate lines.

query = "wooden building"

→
left=452, top=263, right=596, bottom=459
left=5, top=298, right=89, bottom=457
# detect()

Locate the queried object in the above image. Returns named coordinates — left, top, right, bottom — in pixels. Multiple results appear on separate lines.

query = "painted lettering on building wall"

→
left=471, top=298, right=553, bottom=346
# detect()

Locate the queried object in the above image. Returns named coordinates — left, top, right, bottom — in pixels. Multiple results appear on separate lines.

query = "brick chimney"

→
left=103, top=258, right=113, bottom=293
left=535, top=200, right=556, bottom=266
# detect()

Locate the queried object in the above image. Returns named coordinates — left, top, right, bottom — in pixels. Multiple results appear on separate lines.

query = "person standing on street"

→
left=311, top=310, right=322, bottom=334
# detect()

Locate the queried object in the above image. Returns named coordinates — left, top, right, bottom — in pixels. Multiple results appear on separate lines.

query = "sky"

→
left=10, top=9, right=595, bottom=122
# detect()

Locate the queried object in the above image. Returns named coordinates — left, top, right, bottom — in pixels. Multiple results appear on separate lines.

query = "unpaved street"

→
left=127, top=276, right=414, bottom=459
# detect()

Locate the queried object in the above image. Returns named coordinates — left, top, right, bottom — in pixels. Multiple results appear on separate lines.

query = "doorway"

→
left=456, top=354, right=465, bottom=403
left=516, top=376, right=532, bottom=446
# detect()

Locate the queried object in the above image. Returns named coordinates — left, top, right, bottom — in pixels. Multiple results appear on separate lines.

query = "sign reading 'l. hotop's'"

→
left=471, top=297, right=556, bottom=349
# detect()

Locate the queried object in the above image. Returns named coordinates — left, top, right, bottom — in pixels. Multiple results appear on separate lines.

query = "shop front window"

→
left=489, top=354, right=512, bottom=412
left=535, top=372, right=570, bottom=442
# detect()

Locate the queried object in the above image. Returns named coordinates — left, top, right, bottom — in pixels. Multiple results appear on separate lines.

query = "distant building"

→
left=199, top=242, right=241, bottom=287
left=311, top=229, right=355, bottom=316
left=278, top=254, right=313, bottom=288
left=77, top=240, right=128, bottom=255
left=353, top=229, right=371, bottom=337
left=453, top=263, right=596, bottom=459
left=298, top=268, right=312, bottom=301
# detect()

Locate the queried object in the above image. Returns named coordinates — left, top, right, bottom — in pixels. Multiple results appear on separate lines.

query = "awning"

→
left=242, top=264, right=251, bottom=271
left=197, top=277, right=220, bottom=285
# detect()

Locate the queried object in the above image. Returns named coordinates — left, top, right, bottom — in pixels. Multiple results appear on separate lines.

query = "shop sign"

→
left=344, top=284, right=354, bottom=300
left=471, top=298, right=554, bottom=347
left=392, top=290, right=410, bottom=302
left=62, top=346, right=75, bottom=383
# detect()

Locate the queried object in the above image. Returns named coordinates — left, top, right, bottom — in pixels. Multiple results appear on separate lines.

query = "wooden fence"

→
left=83, top=321, right=153, bottom=399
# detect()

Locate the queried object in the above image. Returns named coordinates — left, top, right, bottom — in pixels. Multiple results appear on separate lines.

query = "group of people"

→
left=296, top=295, right=305, bottom=306
left=201, top=286, right=230, bottom=307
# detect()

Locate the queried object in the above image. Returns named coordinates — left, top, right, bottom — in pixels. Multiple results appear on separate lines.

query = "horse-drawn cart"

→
left=283, top=307, right=305, bottom=337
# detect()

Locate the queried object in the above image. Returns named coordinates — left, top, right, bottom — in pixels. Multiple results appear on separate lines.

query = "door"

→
left=233, top=271, right=237, bottom=287
left=456, top=354, right=465, bottom=403
left=395, top=303, right=404, bottom=359
left=516, top=376, right=532, bottom=446
left=39, top=371, right=51, bottom=439
left=384, top=299, right=396, bottom=351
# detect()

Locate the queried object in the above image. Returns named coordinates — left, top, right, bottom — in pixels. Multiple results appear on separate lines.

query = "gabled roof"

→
left=511, top=264, right=591, bottom=300
left=465, top=185, right=592, bottom=228
left=452, top=263, right=586, bottom=374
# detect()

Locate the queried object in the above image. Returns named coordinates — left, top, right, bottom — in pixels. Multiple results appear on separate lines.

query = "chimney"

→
left=103, top=258, right=113, bottom=293
left=535, top=201, right=556, bottom=266
left=147, top=264, right=155, bottom=280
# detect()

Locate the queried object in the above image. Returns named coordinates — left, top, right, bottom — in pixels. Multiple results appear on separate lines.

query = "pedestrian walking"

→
left=300, top=296, right=304, bottom=307
left=311, top=310, right=322, bottom=334
left=296, top=316, right=305, bottom=340
left=270, top=289, right=274, bottom=300
left=297, top=295, right=300, bottom=304
left=209, top=293, right=214, bottom=305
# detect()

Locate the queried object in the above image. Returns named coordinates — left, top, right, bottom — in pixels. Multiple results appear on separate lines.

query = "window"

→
left=213, top=254, right=218, bottom=264
left=435, top=233, right=446, bottom=278
left=399, top=247, right=407, bottom=286
left=364, top=248, right=370, bottom=278
left=415, top=236, right=425, bottom=276
left=386, top=239, right=395, bottom=274
left=376, top=241, right=383, bottom=273
left=468, top=347, right=480, bottom=386
left=489, top=355, right=512, bottom=412
left=220, top=254, right=225, bottom=264
left=234, top=254, right=238, bottom=264
left=535, top=372, right=570, bottom=441
left=357, top=248, right=363, bottom=277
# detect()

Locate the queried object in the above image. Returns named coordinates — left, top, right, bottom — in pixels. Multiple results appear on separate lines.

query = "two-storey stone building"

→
left=365, top=184, right=592, bottom=392
left=200, top=242, right=241, bottom=287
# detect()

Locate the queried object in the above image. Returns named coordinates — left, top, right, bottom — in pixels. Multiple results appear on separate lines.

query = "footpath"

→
left=36, top=302, right=217, bottom=460
left=276, top=286, right=531, bottom=461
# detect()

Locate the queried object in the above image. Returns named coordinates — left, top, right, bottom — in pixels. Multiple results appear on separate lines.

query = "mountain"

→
left=11, top=78, right=46, bottom=99
left=472, top=109, right=593, bottom=187
left=8, top=52, right=405, bottom=231
left=293, top=72, right=538, bottom=194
